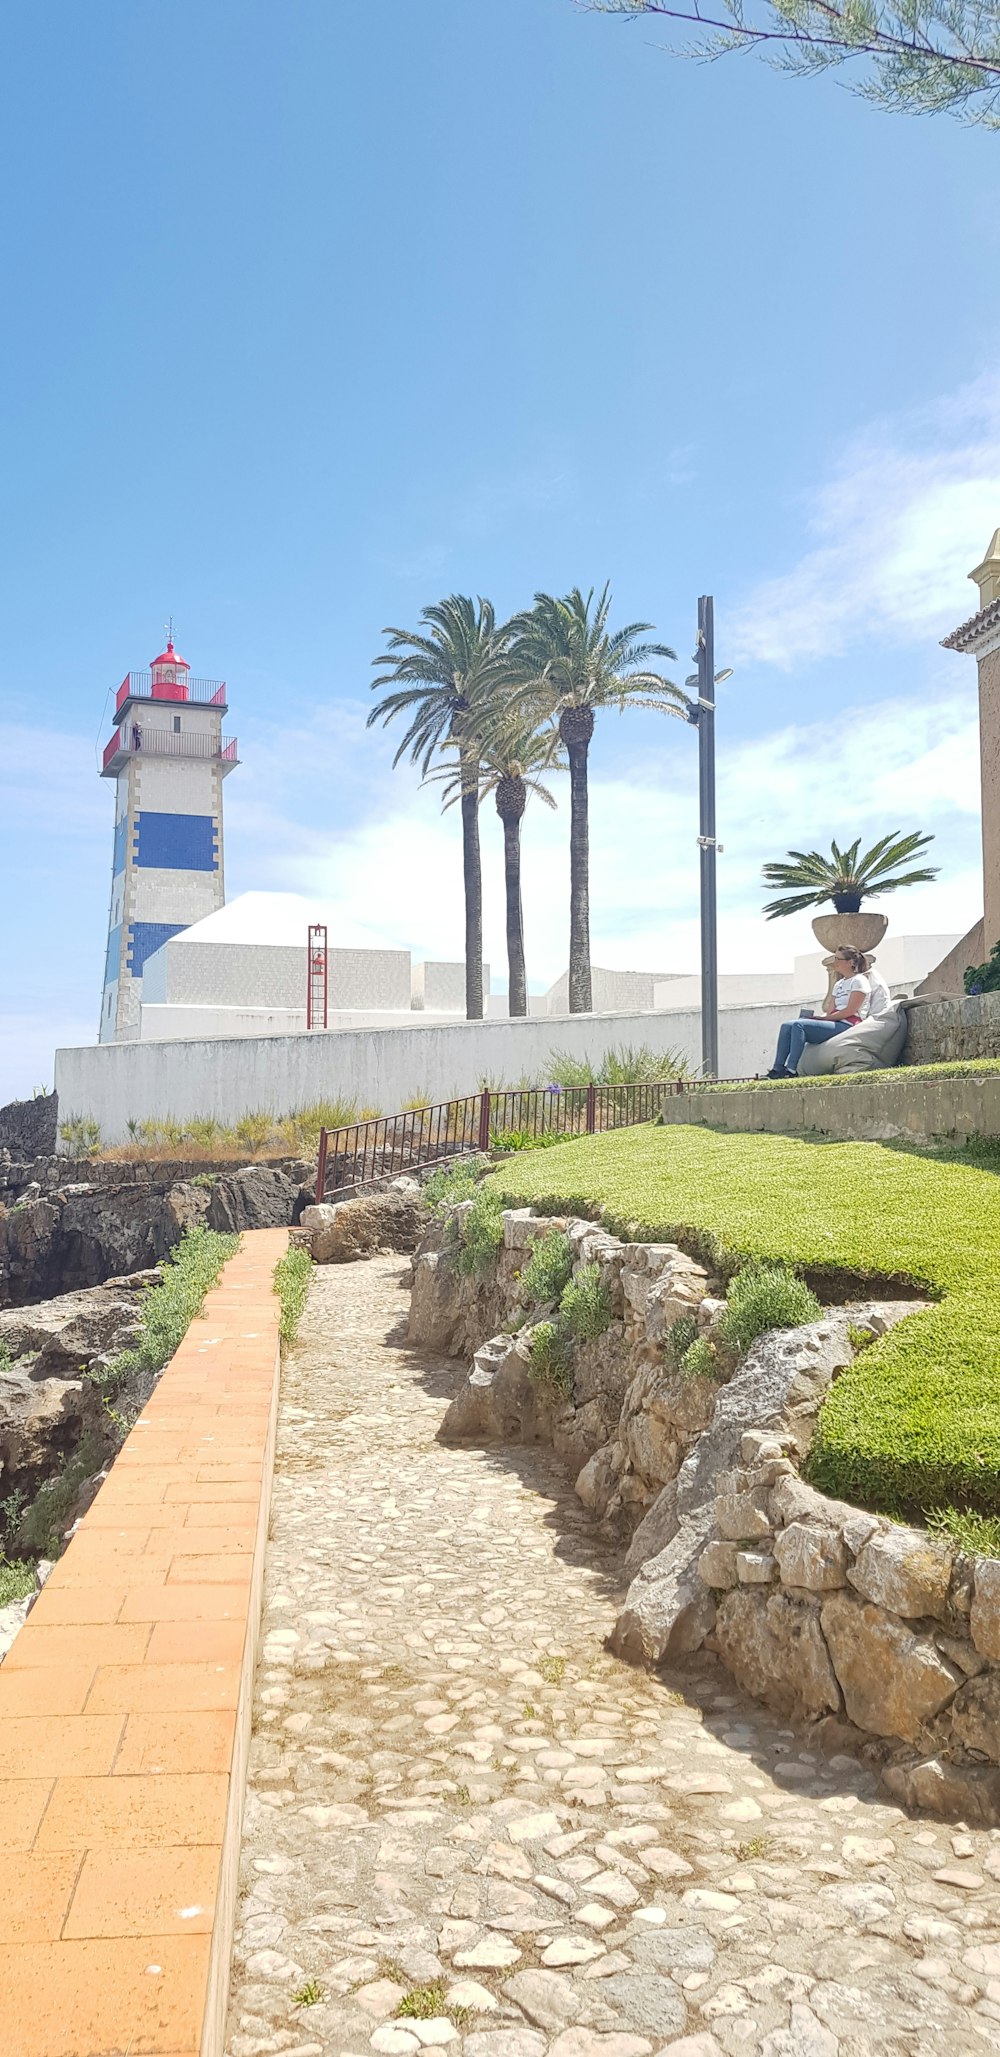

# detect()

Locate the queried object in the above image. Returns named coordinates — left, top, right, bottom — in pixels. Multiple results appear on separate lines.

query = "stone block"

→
left=770, top=1475, right=855, bottom=1529
left=736, top=1550, right=776, bottom=1584
left=715, top=1491, right=772, bottom=1542
left=773, top=1522, right=847, bottom=1592
left=849, top=1526, right=954, bottom=1621
left=740, top=1432, right=784, bottom=1465
left=882, top=1756, right=1000, bottom=1826
left=948, top=1668, right=1000, bottom=1761
left=623, top=1481, right=679, bottom=1581
left=820, top=1591, right=961, bottom=1741
left=575, top=1442, right=622, bottom=1520
left=699, top=1539, right=739, bottom=1589
left=936, top=1633, right=985, bottom=1677
left=972, top=1559, right=1000, bottom=1660
left=503, top=1210, right=566, bottom=1251
left=714, top=1588, right=841, bottom=1723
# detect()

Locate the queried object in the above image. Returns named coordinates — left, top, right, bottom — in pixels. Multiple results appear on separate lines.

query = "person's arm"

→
left=828, top=983, right=866, bottom=1020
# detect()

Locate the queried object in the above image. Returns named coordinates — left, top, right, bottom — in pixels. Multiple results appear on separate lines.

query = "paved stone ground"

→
left=224, top=1257, right=1000, bottom=2057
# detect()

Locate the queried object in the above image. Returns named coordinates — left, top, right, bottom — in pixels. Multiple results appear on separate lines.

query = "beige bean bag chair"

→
left=796, top=1000, right=909, bottom=1076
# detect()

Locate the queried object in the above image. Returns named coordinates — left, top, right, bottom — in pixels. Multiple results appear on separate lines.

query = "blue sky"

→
left=1, top=0, right=998, bottom=1100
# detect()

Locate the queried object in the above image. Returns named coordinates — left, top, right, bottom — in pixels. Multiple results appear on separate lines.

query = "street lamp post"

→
left=682, top=596, right=732, bottom=1080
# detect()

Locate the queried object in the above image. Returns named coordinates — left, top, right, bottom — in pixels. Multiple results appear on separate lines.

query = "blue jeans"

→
left=772, top=1017, right=851, bottom=1075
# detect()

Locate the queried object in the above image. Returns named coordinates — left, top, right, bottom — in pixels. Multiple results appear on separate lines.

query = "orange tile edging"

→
left=0, top=1226, right=289, bottom=2057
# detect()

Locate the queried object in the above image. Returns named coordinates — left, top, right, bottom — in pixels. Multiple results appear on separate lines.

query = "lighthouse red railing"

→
left=102, top=728, right=239, bottom=772
left=115, top=672, right=227, bottom=714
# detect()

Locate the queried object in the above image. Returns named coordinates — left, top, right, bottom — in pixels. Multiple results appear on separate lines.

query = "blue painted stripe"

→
left=104, top=923, right=122, bottom=985
left=135, top=811, right=219, bottom=872
left=127, top=921, right=187, bottom=977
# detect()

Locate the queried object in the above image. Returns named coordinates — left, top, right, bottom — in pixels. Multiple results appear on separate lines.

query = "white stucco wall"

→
left=55, top=1001, right=791, bottom=1142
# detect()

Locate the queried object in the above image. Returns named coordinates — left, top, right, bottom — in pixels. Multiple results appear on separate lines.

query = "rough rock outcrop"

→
left=0, top=1091, right=58, bottom=1159
left=305, top=1187, right=425, bottom=1263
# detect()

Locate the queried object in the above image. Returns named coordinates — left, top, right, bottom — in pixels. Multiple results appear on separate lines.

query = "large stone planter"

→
left=812, top=911, right=888, bottom=1007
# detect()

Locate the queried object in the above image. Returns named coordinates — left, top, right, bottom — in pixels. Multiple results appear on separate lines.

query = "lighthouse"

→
left=98, top=635, right=238, bottom=1041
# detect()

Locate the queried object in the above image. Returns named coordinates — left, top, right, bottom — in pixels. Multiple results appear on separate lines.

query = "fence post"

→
left=585, top=1083, right=596, bottom=1135
left=478, top=1088, right=491, bottom=1153
left=315, top=1128, right=329, bottom=1204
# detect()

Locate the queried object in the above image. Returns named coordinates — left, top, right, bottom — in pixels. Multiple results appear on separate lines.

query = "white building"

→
left=99, top=637, right=237, bottom=1041
left=136, top=892, right=488, bottom=1041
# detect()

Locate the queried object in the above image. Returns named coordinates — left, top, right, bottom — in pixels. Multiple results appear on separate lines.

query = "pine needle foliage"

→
left=579, top=0, right=1000, bottom=128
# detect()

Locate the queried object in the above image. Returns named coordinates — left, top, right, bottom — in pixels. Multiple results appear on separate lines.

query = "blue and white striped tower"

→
left=98, top=635, right=238, bottom=1041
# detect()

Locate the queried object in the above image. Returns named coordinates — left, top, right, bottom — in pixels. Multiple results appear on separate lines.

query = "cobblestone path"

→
left=224, top=1258, right=1000, bottom=2057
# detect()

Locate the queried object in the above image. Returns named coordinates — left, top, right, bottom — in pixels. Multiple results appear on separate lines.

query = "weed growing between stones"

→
left=677, top=1333, right=721, bottom=1380
left=293, top=1981, right=326, bottom=2007
left=528, top=1321, right=574, bottom=1395
left=397, top=1983, right=447, bottom=2020
left=16, top=1433, right=105, bottom=1557
left=560, top=1261, right=612, bottom=1339
left=274, top=1246, right=312, bottom=1343
left=736, top=1834, right=773, bottom=1861
left=665, top=1313, right=699, bottom=1367
left=717, top=1261, right=823, bottom=1355
left=539, top=1654, right=567, bottom=1683
left=521, top=1229, right=573, bottom=1303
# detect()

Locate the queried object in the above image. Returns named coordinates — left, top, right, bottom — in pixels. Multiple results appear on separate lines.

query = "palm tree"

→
left=509, top=585, right=682, bottom=1012
left=431, top=714, right=564, bottom=1016
left=762, top=831, right=938, bottom=919
left=368, top=596, right=507, bottom=1019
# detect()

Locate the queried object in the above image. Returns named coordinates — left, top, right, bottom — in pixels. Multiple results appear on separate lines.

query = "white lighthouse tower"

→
left=99, top=634, right=238, bottom=1041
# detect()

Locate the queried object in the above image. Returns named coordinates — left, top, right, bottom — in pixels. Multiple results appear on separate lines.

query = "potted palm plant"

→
left=762, top=832, right=938, bottom=1005
left=762, top=832, right=938, bottom=919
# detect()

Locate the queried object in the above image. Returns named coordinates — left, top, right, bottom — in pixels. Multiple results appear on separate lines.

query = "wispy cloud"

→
left=732, top=373, right=1000, bottom=668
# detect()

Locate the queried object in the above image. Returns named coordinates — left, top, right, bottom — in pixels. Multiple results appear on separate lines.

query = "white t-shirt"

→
left=865, top=969, right=891, bottom=1017
left=832, top=973, right=870, bottom=1019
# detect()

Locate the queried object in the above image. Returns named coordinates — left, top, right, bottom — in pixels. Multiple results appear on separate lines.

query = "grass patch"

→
left=539, top=1654, right=567, bottom=1683
left=521, top=1229, right=573, bottom=1303
left=16, top=1434, right=105, bottom=1557
left=274, top=1246, right=311, bottom=1344
left=94, top=1226, right=240, bottom=1398
left=560, top=1262, right=612, bottom=1340
left=487, top=1123, right=1000, bottom=1522
left=424, top=1159, right=481, bottom=1210
left=735, top=1834, right=773, bottom=1861
left=927, top=1506, right=1000, bottom=1557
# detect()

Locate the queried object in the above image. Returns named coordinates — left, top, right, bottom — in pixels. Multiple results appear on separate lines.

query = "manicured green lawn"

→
left=490, top=1124, right=1000, bottom=1522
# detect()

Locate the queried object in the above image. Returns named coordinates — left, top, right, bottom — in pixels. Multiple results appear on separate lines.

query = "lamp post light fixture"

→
left=679, top=595, right=732, bottom=1080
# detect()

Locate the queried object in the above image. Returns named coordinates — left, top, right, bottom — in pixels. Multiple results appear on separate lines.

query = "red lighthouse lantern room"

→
left=150, top=634, right=191, bottom=702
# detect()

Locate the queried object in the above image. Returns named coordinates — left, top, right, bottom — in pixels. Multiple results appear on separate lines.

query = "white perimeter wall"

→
left=55, top=1001, right=791, bottom=1142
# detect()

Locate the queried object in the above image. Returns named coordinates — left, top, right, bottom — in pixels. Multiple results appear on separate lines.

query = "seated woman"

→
left=767, top=946, right=871, bottom=1078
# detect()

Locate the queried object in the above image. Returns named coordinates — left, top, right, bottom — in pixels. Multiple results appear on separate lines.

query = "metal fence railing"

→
left=314, top=1075, right=752, bottom=1202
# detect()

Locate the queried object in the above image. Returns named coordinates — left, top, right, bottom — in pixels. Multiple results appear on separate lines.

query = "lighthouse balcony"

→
left=115, top=671, right=228, bottom=716
left=102, top=727, right=239, bottom=776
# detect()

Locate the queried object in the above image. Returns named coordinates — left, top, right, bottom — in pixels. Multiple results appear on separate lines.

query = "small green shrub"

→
left=718, top=1261, right=822, bottom=1355
left=665, top=1313, right=699, bottom=1368
left=17, top=1434, right=105, bottom=1556
left=927, top=1506, right=1000, bottom=1557
left=560, top=1263, right=612, bottom=1340
left=457, top=1187, right=505, bottom=1276
left=680, top=1334, right=721, bottom=1380
left=965, top=939, right=1000, bottom=995
left=528, top=1322, right=574, bottom=1394
left=93, top=1226, right=240, bottom=1398
left=293, top=1981, right=326, bottom=2007
left=547, top=1042, right=688, bottom=1088
left=847, top=1322, right=876, bottom=1354
left=521, top=1230, right=574, bottom=1303
left=274, top=1247, right=311, bottom=1344
left=58, top=1115, right=101, bottom=1154
left=424, top=1160, right=480, bottom=1211
left=0, top=1555, right=35, bottom=1606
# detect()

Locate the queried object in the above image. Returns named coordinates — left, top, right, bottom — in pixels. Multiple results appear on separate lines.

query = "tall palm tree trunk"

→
left=560, top=708, right=594, bottom=1013
left=460, top=762, right=484, bottom=1020
left=497, top=777, right=527, bottom=1017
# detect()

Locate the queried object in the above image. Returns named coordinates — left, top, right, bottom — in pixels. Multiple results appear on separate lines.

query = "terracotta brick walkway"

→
left=0, top=1225, right=287, bottom=2057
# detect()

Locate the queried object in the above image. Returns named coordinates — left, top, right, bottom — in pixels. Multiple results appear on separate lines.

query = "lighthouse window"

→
left=173, top=716, right=181, bottom=732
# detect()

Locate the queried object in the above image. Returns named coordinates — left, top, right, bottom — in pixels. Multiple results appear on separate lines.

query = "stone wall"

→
left=0, top=1092, right=58, bottom=1160
left=659, top=1070, right=1000, bottom=1146
left=904, top=989, right=1000, bottom=1064
left=406, top=1198, right=1000, bottom=1819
